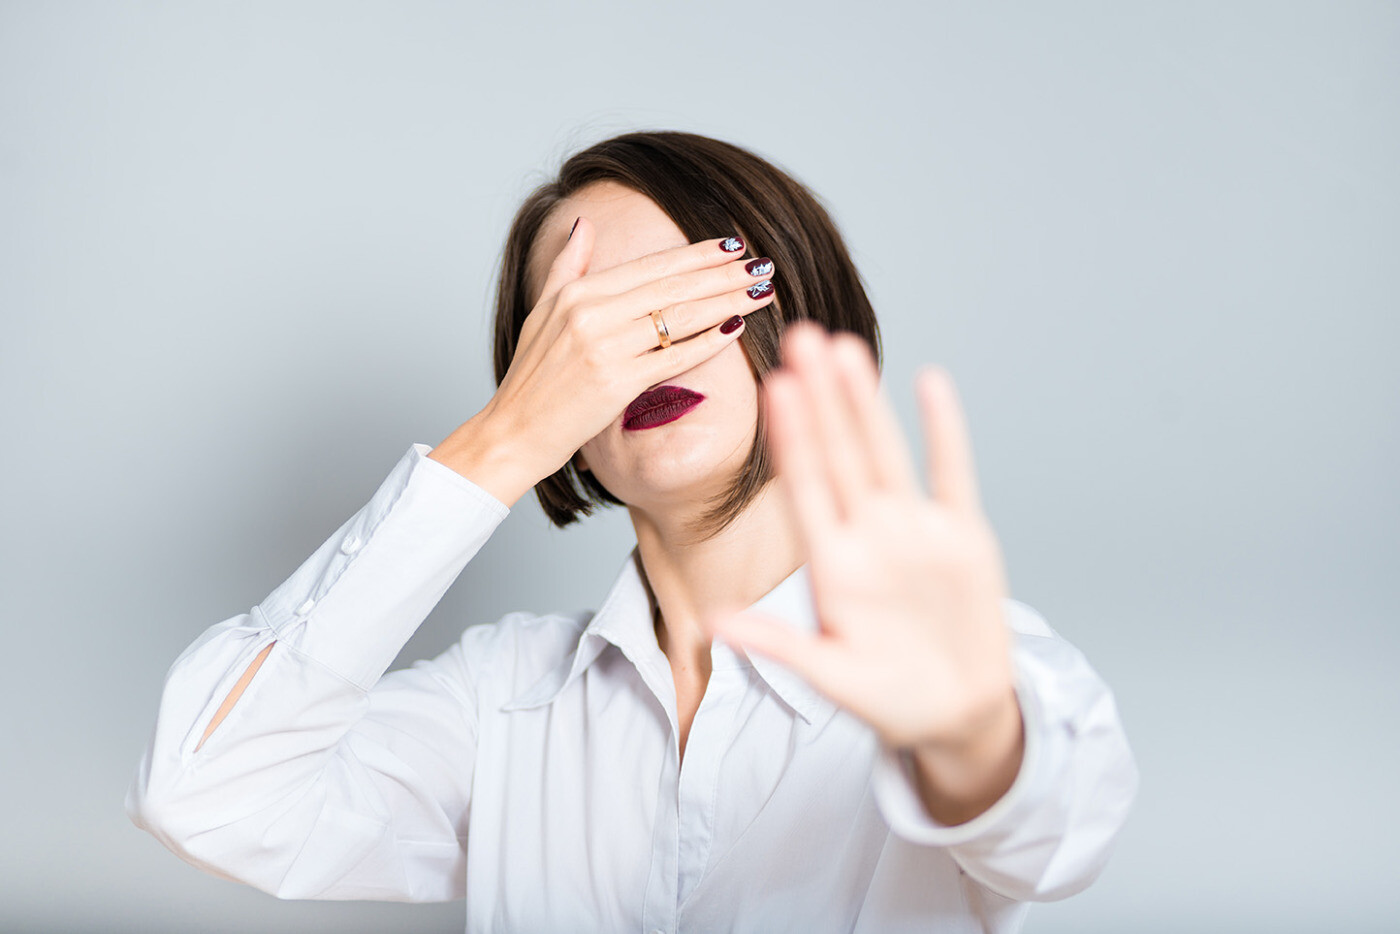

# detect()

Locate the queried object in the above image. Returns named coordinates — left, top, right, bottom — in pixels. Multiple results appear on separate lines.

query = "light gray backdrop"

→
left=2, top=2, right=1396, bottom=932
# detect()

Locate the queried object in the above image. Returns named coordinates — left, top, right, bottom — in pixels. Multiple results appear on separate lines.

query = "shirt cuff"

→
left=870, top=658, right=1049, bottom=847
left=256, top=442, right=510, bottom=690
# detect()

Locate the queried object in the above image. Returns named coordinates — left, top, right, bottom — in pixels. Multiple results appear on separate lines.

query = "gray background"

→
left=2, top=1, right=1395, bottom=932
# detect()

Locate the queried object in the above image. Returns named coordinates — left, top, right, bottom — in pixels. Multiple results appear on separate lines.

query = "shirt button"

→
left=295, top=598, right=315, bottom=616
left=340, top=533, right=362, bottom=555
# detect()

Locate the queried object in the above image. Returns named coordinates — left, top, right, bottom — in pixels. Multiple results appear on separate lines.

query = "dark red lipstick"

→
left=623, top=385, right=705, bottom=431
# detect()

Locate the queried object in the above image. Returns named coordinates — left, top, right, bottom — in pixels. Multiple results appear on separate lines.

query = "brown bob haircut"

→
left=492, top=130, right=882, bottom=541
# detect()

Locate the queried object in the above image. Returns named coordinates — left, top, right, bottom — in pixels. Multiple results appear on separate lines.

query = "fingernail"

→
left=745, top=257, right=773, bottom=277
left=568, top=217, right=580, bottom=240
left=747, top=280, right=773, bottom=300
left=719, top=236, right=745, bottom=253
left=720, top=314, right=744, bottom=334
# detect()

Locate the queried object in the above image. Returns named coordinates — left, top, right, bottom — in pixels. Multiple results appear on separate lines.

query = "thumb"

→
left=535, top=214, right=593, bottom=306
left=706, top=609, right=838, bottom=691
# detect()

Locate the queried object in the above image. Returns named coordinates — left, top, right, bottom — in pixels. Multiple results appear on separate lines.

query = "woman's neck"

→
left=631, top=478, right=804, bottom=675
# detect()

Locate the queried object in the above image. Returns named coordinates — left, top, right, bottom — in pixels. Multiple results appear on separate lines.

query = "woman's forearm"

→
left=428, top=408, right=542, bottom=511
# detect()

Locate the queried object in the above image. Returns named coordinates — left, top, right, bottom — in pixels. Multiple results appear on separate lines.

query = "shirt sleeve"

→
left=125, top=442, right=511, bottom=902
left=869, top=597, right=1140, bottom=903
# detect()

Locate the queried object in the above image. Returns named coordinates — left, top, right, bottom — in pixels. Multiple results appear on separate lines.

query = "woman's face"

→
left=527, top=180, right=760, bottom=513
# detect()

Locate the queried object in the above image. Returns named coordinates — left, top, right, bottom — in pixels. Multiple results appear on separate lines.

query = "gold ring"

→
left=651, top=309, right=671, bottom=349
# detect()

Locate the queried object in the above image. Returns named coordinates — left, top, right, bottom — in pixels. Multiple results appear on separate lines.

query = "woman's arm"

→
left=196, top=641, right=275, bottom=752
left=126, top=442, right=511, bottom=901
left=871, top=599, right=1140, bottom=903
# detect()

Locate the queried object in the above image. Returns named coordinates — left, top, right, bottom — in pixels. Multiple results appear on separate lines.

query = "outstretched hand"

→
left=706, top=321, right=1023, bottom=821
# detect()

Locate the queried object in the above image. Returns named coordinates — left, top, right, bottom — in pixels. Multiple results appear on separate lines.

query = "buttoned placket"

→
left=676, top=642, right=748, bottom=909
left=632, top=632, right=753, bottom=934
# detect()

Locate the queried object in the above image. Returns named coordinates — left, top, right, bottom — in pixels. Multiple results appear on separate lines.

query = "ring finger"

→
left=629, top=276, right=777, bottom=356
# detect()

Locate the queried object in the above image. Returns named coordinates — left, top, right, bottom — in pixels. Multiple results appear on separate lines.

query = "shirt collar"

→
left=499, top=546, right=832, bottom=724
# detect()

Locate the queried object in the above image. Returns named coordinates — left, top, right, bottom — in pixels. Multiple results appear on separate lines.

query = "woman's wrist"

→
left=428, top=408, right=542, bottom=510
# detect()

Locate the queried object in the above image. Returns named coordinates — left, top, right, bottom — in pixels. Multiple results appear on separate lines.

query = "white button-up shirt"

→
left=126, top=442, right=1139, bottom=933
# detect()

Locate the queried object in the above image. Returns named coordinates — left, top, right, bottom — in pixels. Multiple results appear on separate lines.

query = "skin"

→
left=525, top=182, right=807, bottom=765
left=707, top=326, right=1025, bottom=825
left=200, top=179, right=1024, bottom=827
left=525, top=183, right=1024, bottom=823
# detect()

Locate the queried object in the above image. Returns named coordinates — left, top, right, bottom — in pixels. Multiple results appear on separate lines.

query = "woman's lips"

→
left=623, top=385, right=705, bottom=431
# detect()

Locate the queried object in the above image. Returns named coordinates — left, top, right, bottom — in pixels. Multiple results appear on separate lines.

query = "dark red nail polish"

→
left=747, top=280, right=773, bottom=300
left=719, top=236, right=745, bottom=253
left=720, top=314, right=744, bottom=334
left=745, top=257, right=774, bottom=277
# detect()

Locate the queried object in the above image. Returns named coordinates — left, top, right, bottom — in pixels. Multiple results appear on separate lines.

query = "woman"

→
left=127, top=130, right=1138, bottom=933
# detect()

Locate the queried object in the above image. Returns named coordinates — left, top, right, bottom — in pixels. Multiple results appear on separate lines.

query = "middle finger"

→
left=624, top=258, right=777, bottom=355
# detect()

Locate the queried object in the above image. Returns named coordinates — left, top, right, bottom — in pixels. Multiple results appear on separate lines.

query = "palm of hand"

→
left=709, top=322, right=1014, bottom=752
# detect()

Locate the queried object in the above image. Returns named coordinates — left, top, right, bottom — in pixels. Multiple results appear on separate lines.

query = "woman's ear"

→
left=572, top=449, right=590, bottom=473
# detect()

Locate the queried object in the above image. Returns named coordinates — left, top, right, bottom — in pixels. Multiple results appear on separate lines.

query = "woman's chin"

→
left=607, top=463, right=735, bottom=510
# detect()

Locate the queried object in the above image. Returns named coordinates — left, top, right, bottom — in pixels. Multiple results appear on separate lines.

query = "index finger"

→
left=572, top=230, right=751, bottom=303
